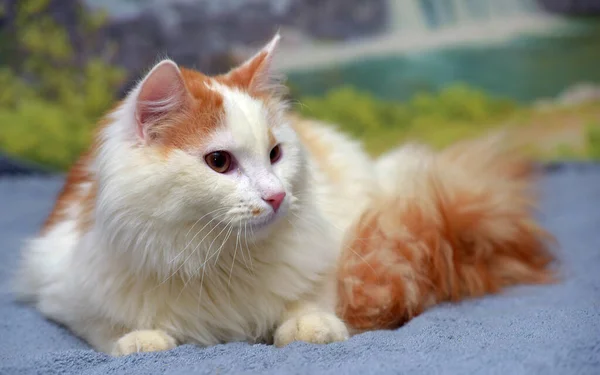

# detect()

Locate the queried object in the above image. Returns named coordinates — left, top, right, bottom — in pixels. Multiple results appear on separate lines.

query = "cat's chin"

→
left=246, top=205, right=289, bottom=235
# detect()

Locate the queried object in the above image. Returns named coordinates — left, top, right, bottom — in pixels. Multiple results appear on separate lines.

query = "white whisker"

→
left=196, top=218, right=236, bottom=313
left=229, top=226, right=241, bottom=288
left=150, top=210, right=232, bottom=293
left=171, top=207, right=230, bottom=264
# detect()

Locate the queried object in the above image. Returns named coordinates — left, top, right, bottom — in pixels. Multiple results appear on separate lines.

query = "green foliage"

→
left=296, top=84, right=519, bottom=154
left=1, top=3, right=596, bottom=170
left=407, top=84, right=517, bottom=126
left=297, top=86, right=411, bottom=138
left=552, top=143, right=582, bottom=161
left=0, top=0, right=125, bottom=170
left=586, top=122, right=600, bottom=160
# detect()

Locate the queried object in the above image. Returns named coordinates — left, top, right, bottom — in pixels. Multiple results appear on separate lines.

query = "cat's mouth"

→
left=248, top=204, right=288, bottom=231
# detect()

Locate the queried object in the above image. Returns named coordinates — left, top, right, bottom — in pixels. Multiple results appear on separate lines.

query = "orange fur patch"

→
left=157, top=68, right=225, bottom=151
left=216, top=51, right=270, bottom=98
left=41, top=152, right=94, bottom=234
left=41, top=107, right=116, bottom=234
left=214, top=47, right=286, bottom=115
left=158, top=64, right=282, bottom=151
left=336, top=135, right=557, bottom=331
left=40, top=103, right=119, bottom=235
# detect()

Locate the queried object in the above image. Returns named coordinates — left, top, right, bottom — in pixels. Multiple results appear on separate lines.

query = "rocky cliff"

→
left=93, top=0, right=385, bottom=76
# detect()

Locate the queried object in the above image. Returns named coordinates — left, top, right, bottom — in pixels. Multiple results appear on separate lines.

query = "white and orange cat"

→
left=15, top=33, right=555, bottom=356
left=14, top=34, right=375, bottom=355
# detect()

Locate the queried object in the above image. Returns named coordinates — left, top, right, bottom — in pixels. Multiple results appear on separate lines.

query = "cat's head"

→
left=97, top=33, right=306, bottom=237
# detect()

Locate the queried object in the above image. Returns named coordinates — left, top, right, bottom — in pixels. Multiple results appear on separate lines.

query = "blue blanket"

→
left=1, top=164, right=599, bottom=375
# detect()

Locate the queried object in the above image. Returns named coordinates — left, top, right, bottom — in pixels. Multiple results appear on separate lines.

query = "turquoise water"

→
left=287, top=19, right=600, bottom=103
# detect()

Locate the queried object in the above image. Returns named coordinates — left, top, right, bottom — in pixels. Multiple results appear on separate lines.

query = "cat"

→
left=14, top=33, right=377, bottom=355
left=336, top=136, right=556, bottom=332
left=14, top=32, right=557, bottom=355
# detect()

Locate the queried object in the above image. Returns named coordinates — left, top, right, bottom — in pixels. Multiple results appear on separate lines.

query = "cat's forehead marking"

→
left=154, top=66, right=274, bottom=154
left=208, top=81, right=271, bottom=152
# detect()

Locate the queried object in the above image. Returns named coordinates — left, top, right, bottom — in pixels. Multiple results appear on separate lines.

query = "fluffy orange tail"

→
left=336, top=134, right=557, bottom=332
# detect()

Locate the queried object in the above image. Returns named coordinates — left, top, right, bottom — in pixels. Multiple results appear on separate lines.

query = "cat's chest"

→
left=146, top=261, right=306, bottom=346
left=93, top=213, right=335, bottom=346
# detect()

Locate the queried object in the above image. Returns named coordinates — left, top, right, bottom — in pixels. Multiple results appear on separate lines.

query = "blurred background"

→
left=0, top=0, right=599, bottom=171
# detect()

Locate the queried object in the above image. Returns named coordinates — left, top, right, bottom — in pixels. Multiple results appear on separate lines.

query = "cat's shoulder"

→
left=41, top=150, right=96, bottom=235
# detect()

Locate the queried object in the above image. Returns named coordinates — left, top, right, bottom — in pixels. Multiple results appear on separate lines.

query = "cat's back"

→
left=42, top=153, right=95, bottom=233
left=290, top=115, right=376, bottom=231
left=14, top=151, right=94, bottom=301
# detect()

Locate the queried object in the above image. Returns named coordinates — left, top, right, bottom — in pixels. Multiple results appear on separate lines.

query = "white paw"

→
left=274, top=311, right=349, bottom=347
left=111, top=330, right=177, bottom=356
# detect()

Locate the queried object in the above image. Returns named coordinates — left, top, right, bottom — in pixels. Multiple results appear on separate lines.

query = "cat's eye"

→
left=205, top=151, right=232, bottom=173
left=270, top=144, right=282, bottom=164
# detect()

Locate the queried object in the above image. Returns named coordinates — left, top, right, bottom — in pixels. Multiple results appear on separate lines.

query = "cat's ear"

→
left=224, top=33, right=282, bottom=95
left=134, top=59, right=191, bottom=142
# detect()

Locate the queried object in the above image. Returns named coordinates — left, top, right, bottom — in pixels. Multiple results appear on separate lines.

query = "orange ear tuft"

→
left=221, top=33, right=282, bottom=96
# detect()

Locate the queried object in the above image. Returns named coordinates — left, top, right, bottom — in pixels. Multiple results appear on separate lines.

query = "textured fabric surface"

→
left=0, top=165, right=599, bottom=375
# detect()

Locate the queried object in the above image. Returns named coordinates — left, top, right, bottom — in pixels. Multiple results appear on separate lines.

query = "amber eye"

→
left=205, top=151, right=232, bottom=173
left=269, top=144, right=282, bottom=164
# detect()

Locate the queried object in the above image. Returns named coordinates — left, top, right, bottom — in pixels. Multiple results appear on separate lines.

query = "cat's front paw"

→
left=274, top=311, right=349, bottom=347
left=111, top=330, right=177, bottom=356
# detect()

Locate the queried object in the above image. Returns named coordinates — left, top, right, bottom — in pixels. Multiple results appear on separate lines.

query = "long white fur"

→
left=14, top=38, right=376, bottom=355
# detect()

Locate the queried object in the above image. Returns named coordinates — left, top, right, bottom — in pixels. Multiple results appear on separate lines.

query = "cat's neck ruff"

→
left=91, top=191, right=317, bottom=279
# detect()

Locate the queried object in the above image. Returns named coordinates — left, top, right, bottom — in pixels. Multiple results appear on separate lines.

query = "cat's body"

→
left=15, top=35, right=373, bottom=355
left=15, top=34, right=556, bottom=355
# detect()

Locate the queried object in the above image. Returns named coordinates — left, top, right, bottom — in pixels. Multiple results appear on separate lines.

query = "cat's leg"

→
left=69, top=319, right=178, bottom=356
left=111, top=330, right=178, bottom=356
left=274, top=301, right=349, bottom=347
left=274, top=221, right=350, bottom=347
left=274, top=276, right=349, bottom=349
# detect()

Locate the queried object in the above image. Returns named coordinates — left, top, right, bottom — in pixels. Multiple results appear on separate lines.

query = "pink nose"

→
left=263, top=192, right=286, bottom=212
